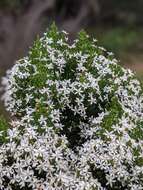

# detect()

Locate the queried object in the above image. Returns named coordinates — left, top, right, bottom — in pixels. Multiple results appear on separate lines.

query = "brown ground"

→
left=123, top=53, right=143, bottom=79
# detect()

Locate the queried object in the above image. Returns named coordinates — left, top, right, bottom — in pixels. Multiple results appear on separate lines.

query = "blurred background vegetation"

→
left=0, top=0, right=143, bottom=117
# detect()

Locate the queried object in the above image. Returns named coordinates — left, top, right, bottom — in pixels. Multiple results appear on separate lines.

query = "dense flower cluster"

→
left=1, top=24, right=143, bottom=189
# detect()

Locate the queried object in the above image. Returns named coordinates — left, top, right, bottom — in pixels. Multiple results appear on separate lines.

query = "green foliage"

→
left=97, top=28, right=140, bottom=55
left=0, top=0, right=29, bottom=12
left=0, top=116, right=9, bottom=144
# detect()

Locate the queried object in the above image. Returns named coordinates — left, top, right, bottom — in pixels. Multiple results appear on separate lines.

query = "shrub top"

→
left=1, top=24, right=143, bottom=189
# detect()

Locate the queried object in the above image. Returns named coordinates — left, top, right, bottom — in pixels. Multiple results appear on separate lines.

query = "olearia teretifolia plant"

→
left=0, top=23, right=143, bottom=190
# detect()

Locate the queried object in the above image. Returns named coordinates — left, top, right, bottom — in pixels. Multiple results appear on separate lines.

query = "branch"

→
left=14, top=0, right=56, bottom=57
left=61, top=3, right=88, bottom=33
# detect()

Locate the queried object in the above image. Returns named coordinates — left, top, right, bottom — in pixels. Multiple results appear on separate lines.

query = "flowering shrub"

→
left=1, top=24, right=143, bottom=189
